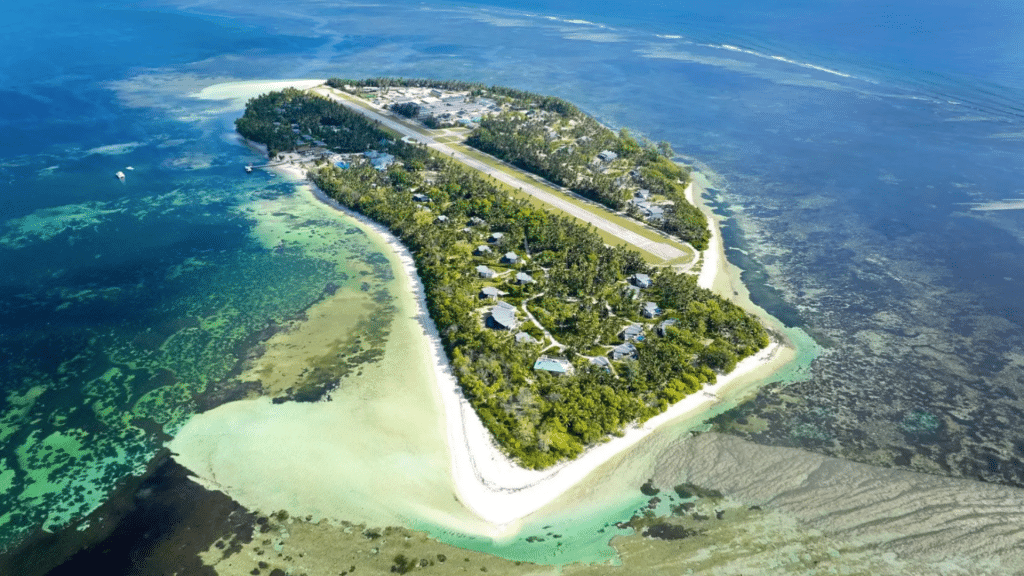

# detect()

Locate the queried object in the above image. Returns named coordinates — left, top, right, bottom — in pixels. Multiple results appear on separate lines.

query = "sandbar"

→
left=172, top=80, right=795, bottom=539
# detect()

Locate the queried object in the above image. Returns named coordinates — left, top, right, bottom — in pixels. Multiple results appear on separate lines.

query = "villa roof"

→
left=488, top=302, right=517, bottom=330
left=515, top=271, right=535, bottom=284
left=630, top=273, right=652, bottom=288
left=642, top=301, right=662, bottom=317
left=622, top=323, right=644, bottom=340
left=533, top=356, right=573, bottom=375
left=515, top=332, right=538, bottom=344
left=611, top=342, right=638, bottom=360
left=657, top=318, right=679, bottom=336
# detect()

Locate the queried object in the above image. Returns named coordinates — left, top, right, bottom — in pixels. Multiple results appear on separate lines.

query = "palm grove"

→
left=236, top=86, right=768, bottom=469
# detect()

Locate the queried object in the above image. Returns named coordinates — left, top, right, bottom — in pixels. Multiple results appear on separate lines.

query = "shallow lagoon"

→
left=5, top=0, right=1024, bottom=572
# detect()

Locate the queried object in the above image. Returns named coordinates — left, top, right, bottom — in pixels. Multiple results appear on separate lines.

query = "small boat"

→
left=125, top=166, right=135, bottom=171
left=115, top=171, right=126, bottom=182
left=244, top=165, right=253, bottom=173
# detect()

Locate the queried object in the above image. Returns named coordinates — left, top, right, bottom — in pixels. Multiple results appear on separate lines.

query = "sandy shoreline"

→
left=179, top=79, right=795, bottom=538
left=266, top=152, right=788, bottom=533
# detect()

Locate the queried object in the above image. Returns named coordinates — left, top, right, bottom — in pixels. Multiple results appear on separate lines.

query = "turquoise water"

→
left=412, top=490, right=653, bottom=566
left=5, top=0, right=1024, bottom=565
left=0, top=94, right=397, bottom=545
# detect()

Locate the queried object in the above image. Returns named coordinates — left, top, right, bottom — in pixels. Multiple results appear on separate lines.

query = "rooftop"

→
left=515, top=271, right=535, bottom=284
left=515, top=332, right=539, bottom=344
left=611, top=342, right=638, bottom=360
left=533, top=356, right=573, bottom=375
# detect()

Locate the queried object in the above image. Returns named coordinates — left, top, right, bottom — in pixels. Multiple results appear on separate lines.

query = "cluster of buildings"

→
left=470, top=256, right=676, bottom=376
left=371, top=87, right=502, bottom=128
left=610, top=273, right=672, bottom=361
left=627, top=190, right=666, bottom=221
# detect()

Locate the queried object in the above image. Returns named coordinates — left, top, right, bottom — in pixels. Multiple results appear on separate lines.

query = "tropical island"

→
left=234, top=79, right=771, bottom=470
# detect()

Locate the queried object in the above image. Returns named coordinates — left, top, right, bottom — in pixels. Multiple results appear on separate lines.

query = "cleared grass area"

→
left=452, top=143, right=695, bottom=263
left=434, top=135, right=466, bottom=144
left=312, top=85, right=693, bottom=266
left=469, top=170, right=664, bottom=263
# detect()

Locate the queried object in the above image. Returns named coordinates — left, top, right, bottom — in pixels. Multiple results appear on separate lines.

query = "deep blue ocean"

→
left=3, top=0, right=1024, bottom=566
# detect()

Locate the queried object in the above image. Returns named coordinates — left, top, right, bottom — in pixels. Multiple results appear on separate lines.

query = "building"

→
left=476, top=265, right=497, bottom=279
left=533, top=356, right=574, bottom=375
left=434, top=215, right=449, bottom=224
left=474, top=245, right=492, bottom=256
left=515, top=331, right=539, bottom=345
left=589, top=356, right=612, bottom=372
left=641, top=302, right=662, bottom=318
left=629, top=273, right=653, bottom=289
left=657, top=318, right=679, bottom=336
left=644, top=205, right=665, bottom=221
left=364, top=150, right=395, bottom=171
left=480, top=286, right=500, bottom=300
left=621, top=323, right=645, bottom=342
left=487, top=301, right=518, bottom=330
left=514, top=272, right=535, bottom=285
left=412, top=193, right=431, bottom=202
left=467, top=216, right=486, bottom=227
left=597, top=150, right=618, bottom=162
left=488, top=232, right=505, bottom=243
left=634, top=201, right=665, bottom=221
left=634, top=189, right=651, bottom=200
left=501, top=251, right=520, bottom=265
left=610, top=342, right=638, bottom=361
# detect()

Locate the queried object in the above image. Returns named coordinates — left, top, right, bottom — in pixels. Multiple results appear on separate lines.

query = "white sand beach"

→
left=268, top=157, right=788, bottom=532
left=171, top=79, right=795, bottom=539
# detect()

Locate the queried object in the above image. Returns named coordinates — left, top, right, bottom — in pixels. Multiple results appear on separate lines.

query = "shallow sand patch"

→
left=235, top=285, right=377, bottom=399
left=173, top=80, right=800, bottom=544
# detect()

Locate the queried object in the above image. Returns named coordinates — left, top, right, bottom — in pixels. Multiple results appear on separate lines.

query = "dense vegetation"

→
left=467, top=112, right=710, bottom=250
left=235, top=88, right=391, bottom=157
left=326, top=77, right=709, bottom=249
left=238, top=88, right=767, bottom=468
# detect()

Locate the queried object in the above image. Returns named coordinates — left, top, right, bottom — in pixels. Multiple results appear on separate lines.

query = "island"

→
left=234, top=79, right=773, bottom=472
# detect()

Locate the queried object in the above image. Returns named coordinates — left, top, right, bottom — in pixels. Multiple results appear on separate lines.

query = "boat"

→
left=245, top=165, right=253, bottom=173
left=115, top=171, right=126, bottom=182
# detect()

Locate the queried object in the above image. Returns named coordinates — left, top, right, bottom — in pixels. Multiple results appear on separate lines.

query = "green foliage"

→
left=240, top=87, right=768, bottom=469
left=391, top=101, right=420, bottom=118
left=234, top=88, right=390, bottom=157
left=463, top=97, right=708, bottom=249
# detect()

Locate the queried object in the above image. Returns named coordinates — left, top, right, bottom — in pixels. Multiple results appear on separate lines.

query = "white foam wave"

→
left=544, top=15, right=605, bottom=27
left=84, top=142, right=144, bottom=156
left=711, top=43, right=852, bottom=78
left=564, top=31, right=624, bottom=43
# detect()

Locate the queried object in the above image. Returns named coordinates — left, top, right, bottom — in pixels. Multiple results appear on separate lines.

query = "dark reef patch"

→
left=0, top=453, right=256, bottom=576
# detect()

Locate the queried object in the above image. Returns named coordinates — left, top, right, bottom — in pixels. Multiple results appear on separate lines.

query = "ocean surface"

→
left=3, top=0, right=1024, bottom=572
